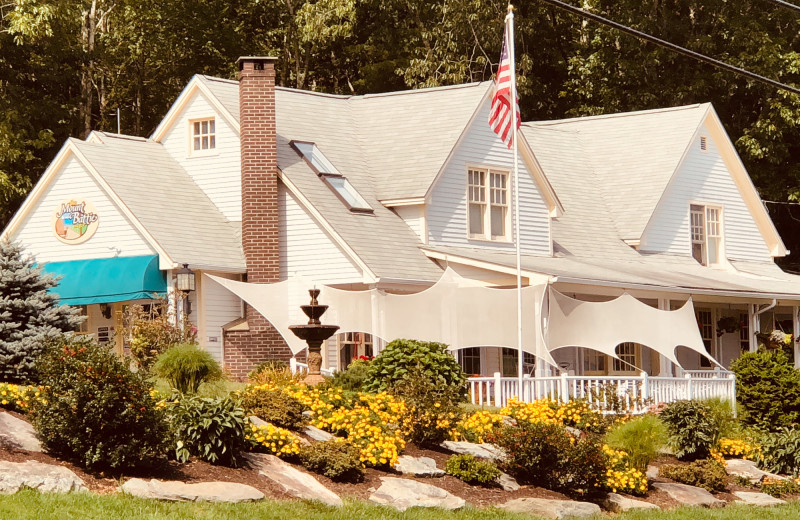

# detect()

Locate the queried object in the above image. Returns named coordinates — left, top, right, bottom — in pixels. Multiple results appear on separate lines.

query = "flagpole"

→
left=505, top=4, right=524, bottom=399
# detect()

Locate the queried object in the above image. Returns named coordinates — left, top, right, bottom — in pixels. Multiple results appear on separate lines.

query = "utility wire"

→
left=535, top=0, right=800, bottom=96
left=762, top=0, right=800, bottom=14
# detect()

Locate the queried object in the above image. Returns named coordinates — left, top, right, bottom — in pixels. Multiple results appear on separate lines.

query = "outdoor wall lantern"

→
left=176, top=264, right=196, bottom=315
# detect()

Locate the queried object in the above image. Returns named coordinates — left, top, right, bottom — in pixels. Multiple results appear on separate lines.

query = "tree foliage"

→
left=0, top=240, right=81, bottom=382
left=3, top=0, right=800, bottom=238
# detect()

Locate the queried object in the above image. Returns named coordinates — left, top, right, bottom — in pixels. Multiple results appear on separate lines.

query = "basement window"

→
left=291, top=141, right=373, bottom=213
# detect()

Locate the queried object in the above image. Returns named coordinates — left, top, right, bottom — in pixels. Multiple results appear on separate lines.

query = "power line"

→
left=762, top=0, right=800, bottom=15
left=535, top=0, right=800, bottom=96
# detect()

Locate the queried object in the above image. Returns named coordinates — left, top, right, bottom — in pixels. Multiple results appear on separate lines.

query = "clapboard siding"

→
left=160, top=90, right=242, bottom=221
left=278, top=184, right=363, bottom=284
left=200, top=271, right=242, bottom=362
left=13, top=155, right=155, bottom=263
left=641, top=127, right=772, bottom=262
left=427, top=101, right=551, bottom=255
left=393, top=205, right=426, bottom=242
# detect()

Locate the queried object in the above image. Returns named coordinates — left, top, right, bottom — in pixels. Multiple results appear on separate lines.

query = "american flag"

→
left=489, top=23, right=520, bottom=149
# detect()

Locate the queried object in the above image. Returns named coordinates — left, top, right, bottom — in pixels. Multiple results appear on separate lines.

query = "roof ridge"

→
left=92, top=132, right=150, bottom=143
left=530, top=103, right=707, bottom=126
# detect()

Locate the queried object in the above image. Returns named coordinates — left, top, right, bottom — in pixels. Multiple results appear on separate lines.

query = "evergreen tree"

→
left=0, top=240, right=82, bottom=383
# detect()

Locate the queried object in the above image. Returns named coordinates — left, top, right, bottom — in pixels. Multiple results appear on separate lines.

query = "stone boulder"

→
left=440, top=441, right=504, bottom=461
left=303, top=425, right=334, bottom=442
left=725, top=459, right=785, bottom=484
left=245, top=453, right=342, bottom=506
left=652, top=482, right=725, bottom=508
left=0, top=460, right=86, bottom=493
left=497, top=472, right=520, bottom=491
left=500, top=498, right=601, bottom=519
left=0, top=412, right=41, bottom=452
left=369, top=477, right=465, bottom=512
left=121, top=478, right=263, bottom=502
left=394, top=456, right=444, bottom=477
left=733, top=491, right=786, bottom=506
left=603, top=493, right=660, bottom=513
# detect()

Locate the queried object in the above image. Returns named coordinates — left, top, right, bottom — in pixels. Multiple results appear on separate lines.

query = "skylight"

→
left=290, top=140, right=373, bottom=213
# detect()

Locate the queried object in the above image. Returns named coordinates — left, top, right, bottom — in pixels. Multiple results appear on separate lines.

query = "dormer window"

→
left=690, top=204, right=722, bottom=265
left=468, top=167, right=509, bottom=241
left=191, top=118, right=216, bottom=153
left=291, top=141, right=372, bottom=213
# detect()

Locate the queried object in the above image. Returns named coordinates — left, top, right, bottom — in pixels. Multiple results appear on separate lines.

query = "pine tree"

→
left=0, top=240, right=82, bottom=383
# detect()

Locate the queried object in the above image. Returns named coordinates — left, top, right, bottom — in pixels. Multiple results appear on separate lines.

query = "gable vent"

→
left=700, top=136, right=708, bottom=151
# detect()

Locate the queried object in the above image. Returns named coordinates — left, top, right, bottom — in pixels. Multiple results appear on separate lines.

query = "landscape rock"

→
left=496, top=472, right=520, bottom=491
left=245, top=453, right=342, bottom=506
left=394, top=456, right=444, bottom=477
left=646, top=465, right=659, bottom=480
left=652, top=482, right=725, bottom=508
left=440, top=441, right=504, bottom=461
left=725, top=459, right=786, bottom=484
left=733, top=491, right=786, bottom=506
left=500, top=497, right=601, bottom=518
left=603, top=493, right=660, bottom=513
left=0, top=460, right=86, bottom=493
left=121, top=478, right=263, bottom=502
left=0, top=413, right=41, bottom=452
left=303, top=425, right=334, bottom=442
left=369, top=477, right=465, bottom=512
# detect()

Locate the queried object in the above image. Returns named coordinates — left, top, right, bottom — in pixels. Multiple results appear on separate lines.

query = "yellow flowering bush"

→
left=0, top=383, right=42, bottom=412
left=501, top=397, right=560, bottom=425
left=602, top=444, right=648, bottom=495
left=453, top=410, right=505, bottom=443
left=290, top=385, right=407, bottom=467
left=556, top=400, right=606, bottom=433
left=718, top=438, right=759, bottom=460
left=247, top=422, right=302, bottom=457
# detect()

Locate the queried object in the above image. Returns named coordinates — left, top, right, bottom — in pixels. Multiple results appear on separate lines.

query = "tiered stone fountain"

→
left=289, top=289, right=339, bottom=385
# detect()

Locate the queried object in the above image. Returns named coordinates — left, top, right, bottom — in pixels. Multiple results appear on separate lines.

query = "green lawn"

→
left=1, top=491, right=798, bottom=520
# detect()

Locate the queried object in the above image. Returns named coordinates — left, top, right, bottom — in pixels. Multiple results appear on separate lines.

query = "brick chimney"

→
left=223, top=56, right=292, bottom=379
left=238, top=56, right=279, bottom=283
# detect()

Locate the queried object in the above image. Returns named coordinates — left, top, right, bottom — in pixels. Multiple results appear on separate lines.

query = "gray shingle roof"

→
left=73, top=133, right=245, bottom=271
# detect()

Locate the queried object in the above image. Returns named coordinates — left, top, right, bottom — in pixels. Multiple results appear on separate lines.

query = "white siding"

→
left=641, top=126, right=772, bottom=262
left=427, top=101, right=551, bottom=255
left=159, top=90, right=242, bottom=221
left=278, top=184, right=363, bottom=284
left=393, top=205, right=426, bottom=242
left=13, top=155, right=155, bottom=262
left=200, top=271, right=242, bottom=362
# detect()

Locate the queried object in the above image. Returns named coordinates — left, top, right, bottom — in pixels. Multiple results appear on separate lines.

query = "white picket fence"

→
left=289, top=358, right=336, bottom=378
left=467, top=371, right=736, bottom=414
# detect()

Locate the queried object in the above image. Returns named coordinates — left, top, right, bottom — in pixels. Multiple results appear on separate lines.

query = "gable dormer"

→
left=640, top=110, right=785, bottom=263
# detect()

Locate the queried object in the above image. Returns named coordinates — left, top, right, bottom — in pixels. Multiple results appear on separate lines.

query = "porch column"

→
left=794, top=306, right=800, bottom=369
left=657, top=298, right=675, bottom=376
left=749, top=304, right=759, bottom=353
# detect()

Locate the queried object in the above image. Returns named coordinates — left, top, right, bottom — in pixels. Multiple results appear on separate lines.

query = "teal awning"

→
left=43, top=255, right=167, bottom=306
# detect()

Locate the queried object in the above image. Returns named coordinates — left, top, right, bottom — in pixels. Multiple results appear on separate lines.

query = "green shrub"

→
left=323, top=359, right=371, bottom=392
left=121, top=298, right=196, bottom=374
left=248, top=362, right=301, bottom=387
left=760, top=478, right=800, bottom=497
left=168, top=396, right=249, bottom=467
left=30, top=336, right=169, bottom=472
left=658, top=460, right=728, bottom=492
left=491, top=421, right=607, bottom=497
left=387, top=365, right=464, bottom=446
left=756, top=427, right=800, bottom=475
left=445, top=454, right=501, bottom=486
left=365, top=339, right=466, bottom=398
left=660, top=400, right=717, bottom=460
left=298, top=439, right=364, bottom=482
left=730, top=349, right=800, bottom=430
left=240, top=386, right=307, bottom=430
left=604, top=414, right=668, bottom=471
left=153, top=343, right=223, bottom=394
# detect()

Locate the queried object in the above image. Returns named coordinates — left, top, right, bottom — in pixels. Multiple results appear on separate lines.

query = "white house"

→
left=4, top=57, right=800, bottom=407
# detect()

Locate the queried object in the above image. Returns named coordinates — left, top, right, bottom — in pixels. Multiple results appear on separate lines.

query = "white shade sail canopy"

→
left=547, top=288, right=719, bottom=368
left=206, top=268, right=553, bottom=364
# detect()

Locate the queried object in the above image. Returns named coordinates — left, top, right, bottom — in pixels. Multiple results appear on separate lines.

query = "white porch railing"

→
left=289, top=358, right=336, bottom=378
left=467, top=371, right=736, bottom=414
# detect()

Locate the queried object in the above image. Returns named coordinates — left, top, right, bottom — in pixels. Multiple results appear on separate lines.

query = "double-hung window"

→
left=191, top=118, right=216, bottom=153
left=467, top=167, right=509, bottom=241
left=690, top=204, right=722, bottom=266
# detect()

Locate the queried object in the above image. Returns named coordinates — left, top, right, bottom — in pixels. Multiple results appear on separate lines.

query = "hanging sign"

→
left=52, top=200, right=100, bottom=244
